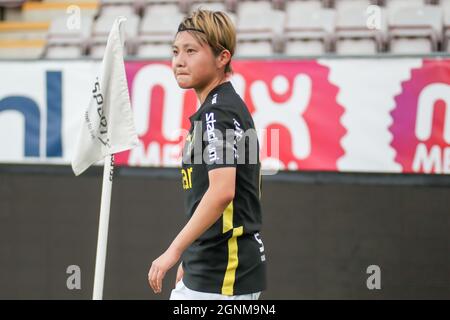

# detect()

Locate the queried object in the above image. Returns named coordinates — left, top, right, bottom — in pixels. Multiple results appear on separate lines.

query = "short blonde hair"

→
left=177, top=9, right=236, bottom=74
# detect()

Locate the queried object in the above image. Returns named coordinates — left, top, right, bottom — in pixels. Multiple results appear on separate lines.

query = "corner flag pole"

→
left=92, top=154, right=114, bottom=300
left=71, top=16, right=138, bottom=300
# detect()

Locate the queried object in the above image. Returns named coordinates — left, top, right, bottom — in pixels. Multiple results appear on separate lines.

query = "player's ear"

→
left=216, top=49, right=231, bottom=70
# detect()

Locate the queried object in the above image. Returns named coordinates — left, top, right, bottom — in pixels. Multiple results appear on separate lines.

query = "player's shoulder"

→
left=203, top=83, right=246, bottom=118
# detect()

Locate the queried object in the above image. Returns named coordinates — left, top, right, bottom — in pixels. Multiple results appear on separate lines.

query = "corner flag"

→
left=71, top=17, right=138, bottom=300
left=71, top=16, right=138, bottom=176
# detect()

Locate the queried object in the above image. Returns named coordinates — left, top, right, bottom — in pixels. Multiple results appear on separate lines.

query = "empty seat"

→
left=92, top=11, right=139, bottom=53
left=189, top=1, right=227, bottom=12
left=45, top=44, right=84, bottom=58
left=141, top=0, right=181, bottom=5
left=390, top=38, right=433, bottom=53
left=99, top=3, right=136, bottom=16
left=336, top=5, right=386, bottom=53
left=21, top=1, right=99, bottom=22
left=100, top=0, right=135, bottom=5
left=2, top=5, right=22, bottom=22
left=284, top=7, right=335, bottom=53
left=236, top=1, right=285, bottom=54
left=0, top=39, right=46, bottom=59
left=441, top=0, right=450, bottom=10
left=285, top=0, right=322, bottom=12
left=335, top=0, right=371, bottom=13
left=141, top=0, right=184, bottom=13
left=137, top=4, right=185, bottom=58
left=388, top=5, right=443, bottom=52
left=142, top=3, right=181, bottom=15
left=335, top=38, right=378, bottom=54
left=48, top=15, right=93, bottom=46
left=139, top=6, right=184, bottom=42
left=441, top=0, right=450, bottom=50
left=235, top=40, right=274, bottom=57
left=136, top=42, right=172, bottom=58
left=89, top=43, right=107, bottom=58
left=0, top=21, right=49, bottom=40
left=93, top=12, right=139, bottom=37
left=285, top=39, right=326, bottom=55
left=0, top=0, right=25, bottom=8
left=237, top=1, right=283, bottom=34
left=386, top=0, right=427, bottom=13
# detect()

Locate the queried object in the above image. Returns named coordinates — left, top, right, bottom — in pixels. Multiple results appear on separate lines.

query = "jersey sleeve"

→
left=201, top=105, right=237, bottom=171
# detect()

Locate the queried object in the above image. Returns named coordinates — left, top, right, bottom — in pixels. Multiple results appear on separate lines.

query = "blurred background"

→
left=1, top=0, right=450, bottom=57
left=0, top=0, right=450, bottom=299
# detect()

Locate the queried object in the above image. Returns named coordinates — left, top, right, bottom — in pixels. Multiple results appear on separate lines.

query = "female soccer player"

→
left=148, top=9, right=266, bottom=300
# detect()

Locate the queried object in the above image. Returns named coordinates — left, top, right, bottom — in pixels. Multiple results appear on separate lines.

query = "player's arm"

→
left=148, top=105, right=237, bottom=294
left=171, top=167, right=236, bottom=252
left=148, top=168, right=235, bottom=294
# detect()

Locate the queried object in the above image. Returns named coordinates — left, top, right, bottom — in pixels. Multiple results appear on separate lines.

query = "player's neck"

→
left=196, top=76, right=227, bottom=105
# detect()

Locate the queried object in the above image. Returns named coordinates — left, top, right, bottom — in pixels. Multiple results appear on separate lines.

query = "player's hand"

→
left=175, top=262, right=184, bottom=286
left=148, top=247, right=181, bottom=294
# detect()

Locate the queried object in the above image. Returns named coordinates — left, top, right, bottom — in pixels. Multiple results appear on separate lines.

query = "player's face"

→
left=172, top=31, right=219, bottom=90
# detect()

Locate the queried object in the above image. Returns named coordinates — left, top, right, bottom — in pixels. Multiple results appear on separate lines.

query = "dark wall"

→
left=0, top=167, right=449, bottom=299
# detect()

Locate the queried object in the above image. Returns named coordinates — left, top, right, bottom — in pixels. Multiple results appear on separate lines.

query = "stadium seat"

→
left=99, top=3, right=136, bottom=17
left=142, top=2, right=181, bottom=16
left=139, top=5, right=184, bottom=42
left=285, top=0, right=322, bottom=12
left=141, top=0, right=186, bottom=13
left=441, top=0, right=450, bottom=51
left=386, top=0, right=427, bottom=12
left=136, top=42, right=172, bottom=58
left=45, top=44, right=84, bottom=58
left=285, top=39, right=326, bottom=55
left=0, top=0, right=25, bottom=8
left=0, top=21, right=49, bottom=40
left=100, top=0, right=135, bottom=5
left=0, top=39, right=46, bottom=58
left=236, top=1, right=285, bottom=55
left=237, top=1, right=280, bottom=32
left=235, top=39, right=274, bottom=57
left=189, top=1, right=227, bottom=13
left=21, top=1, right=99, bottom=22
left=47, top=15, right=93, bottom=45
left=99, top=0, right=134, bottom=13
left=335, top=38, right=378, bottom=54
left=390, top=37, right=433, bottom=53
left=335, top=5, right=386, bottom=54
left=335, top=0, right=371, bottom=13
left=137, top=3, right=187, bottom=58
left=441, top=0, right=450, bottom=9
left=2, top=5, right=21, bottom=22
left=284, top=6, right=335, bottom=53
left=388, top=5, right=443, bottom=53
left=89, top=42, right=108, bottom=58
left=141, top=0, right=181, bottom=5
left=91, top=8, right=139, bottom=55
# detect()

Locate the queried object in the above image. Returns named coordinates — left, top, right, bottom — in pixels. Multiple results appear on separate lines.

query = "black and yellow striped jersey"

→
left=180, top=81, right=266, bottom=296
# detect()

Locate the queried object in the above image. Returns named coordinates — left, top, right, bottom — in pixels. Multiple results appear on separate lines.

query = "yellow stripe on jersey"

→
left=221, top=201, right=244, bottom=296
left=222, top=201, right=234, bottom=233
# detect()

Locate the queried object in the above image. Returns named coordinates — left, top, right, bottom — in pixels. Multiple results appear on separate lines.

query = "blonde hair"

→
left=177, top=9, right=236, bottom=74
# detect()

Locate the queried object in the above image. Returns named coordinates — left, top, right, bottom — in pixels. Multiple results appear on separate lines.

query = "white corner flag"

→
left=72, top=16, right=138, bottom=176
left=71, top=17, right=139, bottom=300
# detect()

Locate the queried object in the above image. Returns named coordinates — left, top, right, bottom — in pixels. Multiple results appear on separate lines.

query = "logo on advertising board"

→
left=0, top=71, right=62, bottom=160
left=390, top=60, right=450, bottom=174
left=235, top=61, right=346, bottom=171
left=115, top=61, right=346, bottom=172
